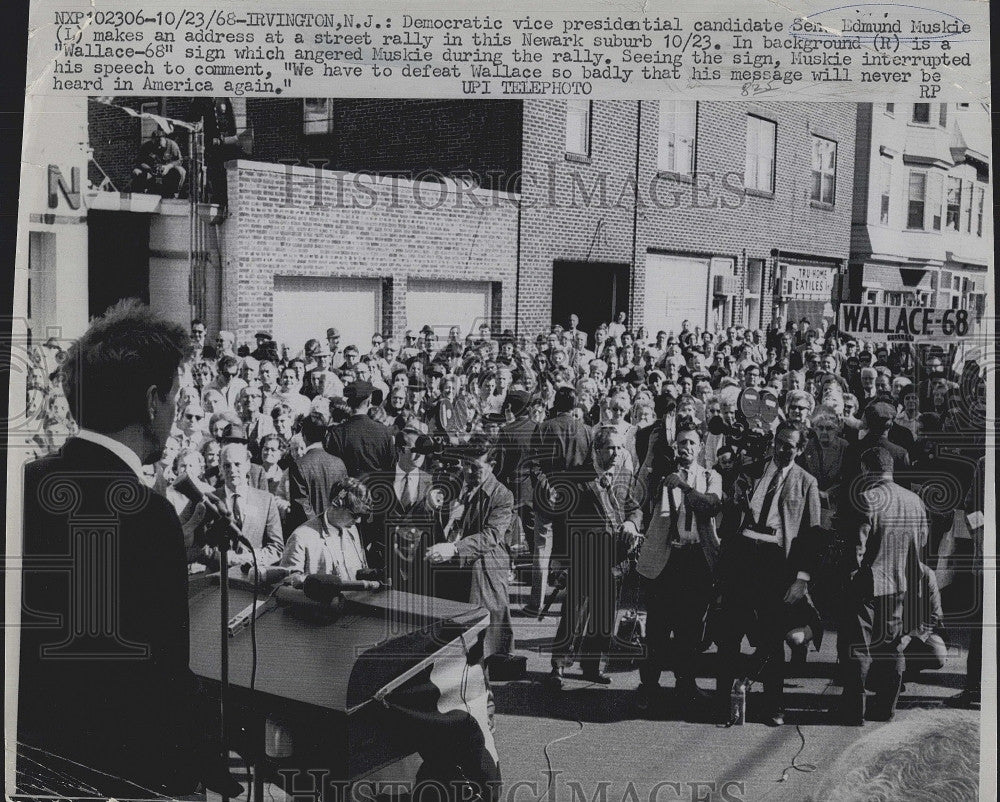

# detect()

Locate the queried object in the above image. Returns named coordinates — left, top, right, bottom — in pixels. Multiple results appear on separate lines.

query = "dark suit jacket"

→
left=361, top=466, right=437, bottom=594
left=326, top=413, right=395, bottom=477
left=536, top=467, right=643, bottom=641
left=531, top=411, right=594, bottom=476
left=287, top=444, right=348, bottom=530
left=19, top=438, right=210, bottom=795
left=495, top=416, right=538, bottom=507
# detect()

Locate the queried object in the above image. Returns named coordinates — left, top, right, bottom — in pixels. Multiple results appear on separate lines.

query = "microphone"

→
left=173, top=474, right=252, bottom=552
left=301, top=573, right=388, bottom=603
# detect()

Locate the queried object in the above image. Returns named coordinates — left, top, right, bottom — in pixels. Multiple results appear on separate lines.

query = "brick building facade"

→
left=86, top=97, right=858, bottom=349
left=850, top=102, right=991, bottom=317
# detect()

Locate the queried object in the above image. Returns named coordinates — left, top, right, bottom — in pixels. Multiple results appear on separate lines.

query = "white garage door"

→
left=272, top=276, right=380, bottom=356
left=643, top=253, right=711, bottom=336
left=406, top=280, right=491, bottom=338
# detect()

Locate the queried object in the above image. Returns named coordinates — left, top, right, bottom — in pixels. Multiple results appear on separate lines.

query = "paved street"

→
left=490, top=579, right=976, bottom=802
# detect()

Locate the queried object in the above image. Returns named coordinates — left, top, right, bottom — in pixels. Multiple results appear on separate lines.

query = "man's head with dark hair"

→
left=773, top=420, right=806, bottom=467
left=300, top=410, right=330, bottom=445
left=861, top=446, right=894, bottom=477
left=217, top=354, right=239, bottom=380
left=553, top=386, right=577, bottom=414
left=60, top=300, right=187, bottom=458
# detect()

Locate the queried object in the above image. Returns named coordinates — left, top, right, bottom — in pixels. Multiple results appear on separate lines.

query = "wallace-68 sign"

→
left=838, top=304, right=974, bottom=342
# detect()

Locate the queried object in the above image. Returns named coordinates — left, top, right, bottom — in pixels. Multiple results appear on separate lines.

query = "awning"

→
left=862, top=263, right=934, bottom=292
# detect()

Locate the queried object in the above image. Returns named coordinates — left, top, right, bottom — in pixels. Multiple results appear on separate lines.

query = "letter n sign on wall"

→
left=48, top=165, right=81, bottom=210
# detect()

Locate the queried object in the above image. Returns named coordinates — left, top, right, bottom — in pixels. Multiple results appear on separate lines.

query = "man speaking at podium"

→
left=18, top=301, right=236, bottom=797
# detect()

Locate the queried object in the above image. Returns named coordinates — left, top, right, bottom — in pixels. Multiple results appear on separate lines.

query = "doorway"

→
left=551, top=260, right=630, bottom=335
left=88, top=211, right=151, bottom=319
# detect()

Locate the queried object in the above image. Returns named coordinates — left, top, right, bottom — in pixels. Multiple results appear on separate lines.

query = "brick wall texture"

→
left=220, top=161, right=518, bottom=344
left=88, top=97, right=856, bottom=338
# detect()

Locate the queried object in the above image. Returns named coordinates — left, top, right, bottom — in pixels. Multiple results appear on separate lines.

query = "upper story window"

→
left=884, top=103, right=895, bottom=116
left=938, top=104, right=948, bottom=127
left=946, top=177, right=962, bottom=230
left=140, top=101, right=161, bottom=141
left=810, top=135, right=837, bottom=205
left=565, top=100, right=592, bottom=158
left=745, top=114, right=776, bottom=194
left=963, top=180, right=973, bottom=232
left=976, top=185, right=985, bottom=236
left=879, top=156, right=892, bottom=224
left=303, top=99, right=334, bottom=135
left=907, top=169, right=942, bottom=231
left=657, top=101, right=697, bottom=176
left=912, top=103, right=931, bottom=124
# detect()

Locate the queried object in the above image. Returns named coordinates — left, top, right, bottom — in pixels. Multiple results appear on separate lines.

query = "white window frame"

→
left=927, top=172, right=942, bottom=231
left=303, top=98, right=334, bottom=135
left=140, top=100, right=162, bottom=141
left=962, top=180, right=973, bottom=232
left=878, top=156, right=892, bottom=225
left=906, top=170, right=943, bottom=231
left=810, top=135, right=837, bottom=205
left=946, top=176, right=961, bottom=230
left=565, top=100, right=592, bottom=158
left=657, top=100, right=697, bottom=175
left=976, top=185, right=985, bottom=236
left=745, top=114, right=776, bottom=194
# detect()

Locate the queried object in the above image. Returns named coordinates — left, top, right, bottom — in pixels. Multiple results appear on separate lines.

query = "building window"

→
left=745, top=114, right=776, bottom=194
left=938, top=104, right=948, bottom=127
left=946, top=177, right=962, bottom=230
left=885, top=103, right=895, bottom=116
left=927, top=172, right=942, bottom=230
left=963, top=180, right=973, bottom=232
left=810, top=136, right=836, bottom=204
left=565, top=100, right=592, bottom=158
left=139, top=100, right=162, bottom=141
left=879, top=157, right=892, bottom=224
left=906, top=171, right=942, bottom=231
left=744, top=258, right=765, bottom=328
left=657, top=100, right=697, bottom=175
left=912, top=103, right=931, bottom=124
left=976, top=185, right=985, bottom=236
left=303, top=99, right=333, bottom=135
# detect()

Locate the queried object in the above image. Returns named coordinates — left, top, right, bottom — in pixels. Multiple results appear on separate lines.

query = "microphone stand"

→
left=218, top=524, right=231, bottom=802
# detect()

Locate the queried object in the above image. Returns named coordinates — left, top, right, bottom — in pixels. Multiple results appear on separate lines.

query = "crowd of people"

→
left=28, top=308, right=986, bottom=726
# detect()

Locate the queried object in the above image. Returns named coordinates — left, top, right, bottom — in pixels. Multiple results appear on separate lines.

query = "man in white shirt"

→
left=636, top=425, right=723, bottom=717
left=715, top=421, right=821, bottom=726
left=281, top=477, right=372, bottom=581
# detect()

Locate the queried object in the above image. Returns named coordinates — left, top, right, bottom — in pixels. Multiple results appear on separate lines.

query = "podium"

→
left=187, top=573, right=490, bottom=786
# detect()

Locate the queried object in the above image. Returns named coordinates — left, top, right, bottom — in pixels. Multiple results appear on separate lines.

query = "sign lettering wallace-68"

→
left=838, top=304, right=975, bottom=342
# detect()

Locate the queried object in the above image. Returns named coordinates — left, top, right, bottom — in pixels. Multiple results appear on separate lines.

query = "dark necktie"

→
left=756, top=468, right=782, bottom=531
left=231, top=492, right=244, bottom=530
left=665, top=480, right=680, bottom=541
left=400, top=473, right=414, bottom=509
left=681, top=469, right=693, bottom=532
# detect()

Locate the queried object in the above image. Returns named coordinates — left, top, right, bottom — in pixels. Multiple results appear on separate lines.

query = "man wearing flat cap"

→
left=839, top=401, right=911, bottom=509
left=326, top=380, right=395, bottom=477
left=250, top=331, right=279, bottom=363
